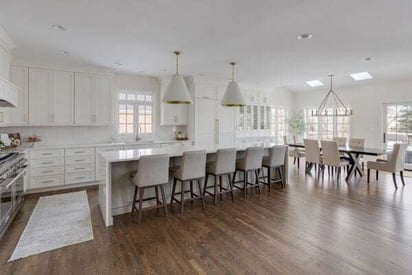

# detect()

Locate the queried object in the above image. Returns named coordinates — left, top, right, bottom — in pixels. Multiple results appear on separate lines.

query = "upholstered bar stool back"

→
left=261, top=145, right=288, bottom=190
left=234, top=146, right=264, bottom=198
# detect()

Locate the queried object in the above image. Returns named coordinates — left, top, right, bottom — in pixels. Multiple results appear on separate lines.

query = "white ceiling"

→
left=1, top=0, right=412, bottom=92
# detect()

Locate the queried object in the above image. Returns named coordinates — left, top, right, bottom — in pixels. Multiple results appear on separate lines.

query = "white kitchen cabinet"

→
left=160, top=81, right=188, bottom=126
left=195, top=97, right=217, bottom=146
left=9, top=65, right=28, bottom=125
left=74, top=73, right=112, bottom=125
left=28, top=68, right=74, bottom=125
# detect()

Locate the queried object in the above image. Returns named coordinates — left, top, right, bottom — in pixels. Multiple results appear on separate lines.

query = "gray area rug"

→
left=9, top=190, right=93, bottom=261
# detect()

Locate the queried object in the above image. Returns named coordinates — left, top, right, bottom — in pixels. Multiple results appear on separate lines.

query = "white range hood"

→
left=0, top=78, right=18, bottom=107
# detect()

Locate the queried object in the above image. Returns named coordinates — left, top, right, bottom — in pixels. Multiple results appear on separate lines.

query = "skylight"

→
left=306, top=80, right=324, bottom=87
left=350, top=72, right=373, bottom=81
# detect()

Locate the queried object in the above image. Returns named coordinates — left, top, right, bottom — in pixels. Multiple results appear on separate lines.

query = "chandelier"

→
left=312, top=75, right=352, bottom=116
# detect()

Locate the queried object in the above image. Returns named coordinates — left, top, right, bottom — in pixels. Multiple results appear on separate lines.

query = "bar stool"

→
left=260, top=145, right=287, bottom=190
left=203, top=148, right=236, bottom=205
left=233, top=146, right=264, bottom=198
left=129, top=154, right=169, bottom=224
left=170, top=150, right=207, bottom=214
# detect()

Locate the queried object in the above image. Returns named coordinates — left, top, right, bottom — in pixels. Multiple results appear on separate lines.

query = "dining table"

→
left=288, top=143, right=386, bottom=181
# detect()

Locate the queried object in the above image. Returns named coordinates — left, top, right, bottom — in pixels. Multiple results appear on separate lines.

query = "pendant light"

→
left=162, top=51, right=192, bottom=104
left=221, top=62, right=245, bottom=107
left=312, top=75, right=352, bottom=116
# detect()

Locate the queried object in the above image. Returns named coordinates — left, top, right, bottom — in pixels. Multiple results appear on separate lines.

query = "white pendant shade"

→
left=162, top=74, right=192, bottom=104
left=162, top=51, right=192, bottom=104
left=222, top=81, right=245, bottom=106
left=221, top=61, right=245, bottom=107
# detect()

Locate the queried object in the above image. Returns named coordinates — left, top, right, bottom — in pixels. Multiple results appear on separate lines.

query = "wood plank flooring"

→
left=1, top=164, right=412, bottom=274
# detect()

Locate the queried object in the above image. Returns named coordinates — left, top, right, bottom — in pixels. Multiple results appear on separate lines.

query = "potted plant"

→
left=288, top=111, right=305, bottom=143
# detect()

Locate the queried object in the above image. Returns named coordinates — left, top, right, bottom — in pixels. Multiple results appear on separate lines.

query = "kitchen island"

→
left=97, top=144, right=288, bottom=226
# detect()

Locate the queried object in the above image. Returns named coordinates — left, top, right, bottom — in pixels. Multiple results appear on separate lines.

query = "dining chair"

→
left=284, top=135, right=305, bottom=170
left=367, top=143, right=408, bottom=189
left=260, top=145, right=287, bottom=190
left=304, top=139, right=322, bottom=174
left=321, top=140, right=349, bottom=181
left=333, top=137, right=347, bottom=147
left=170, top=150, right=207, bottom=214
left=129, top=154, right=169, bottom=223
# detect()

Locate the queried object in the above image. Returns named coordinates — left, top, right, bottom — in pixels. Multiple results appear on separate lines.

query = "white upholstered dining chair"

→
left=321, top=140, right=349, bottom=181
left=304, top=139, right=322, bottom=173
left=367, top=143, right=408, bottom=189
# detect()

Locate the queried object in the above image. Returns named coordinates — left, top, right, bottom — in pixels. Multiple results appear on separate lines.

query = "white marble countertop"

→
left=99, top=143, right=280, bottom=163
left=18, top=139, right=192, bottom=151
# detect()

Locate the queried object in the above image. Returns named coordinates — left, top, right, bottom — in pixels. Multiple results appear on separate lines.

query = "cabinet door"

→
left=9, top=66, right=28, bottom=125
left=29, top=68, right=52, bottom=124
left=195, top=98, right=217, bottom=145
left=74, top=73, right=93, bottom=124
left=52, top=71, right=74, bottom=124
left=94, top=74, right=112, bottom=124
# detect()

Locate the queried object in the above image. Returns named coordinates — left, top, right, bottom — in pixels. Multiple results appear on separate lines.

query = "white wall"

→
left=294, top=78, right=412, bottom=148
left=0, top=46, right=10, bottom=79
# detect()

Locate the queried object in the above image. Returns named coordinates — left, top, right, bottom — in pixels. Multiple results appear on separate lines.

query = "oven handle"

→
left=4, top=167, right=28, bottom=189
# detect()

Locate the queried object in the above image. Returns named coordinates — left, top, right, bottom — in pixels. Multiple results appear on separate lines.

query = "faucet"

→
left=136, top=124, right=142, bottom=141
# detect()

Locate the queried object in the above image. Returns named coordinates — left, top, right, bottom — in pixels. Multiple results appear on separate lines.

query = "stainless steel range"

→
left=0, top=152, right=28, bottom=239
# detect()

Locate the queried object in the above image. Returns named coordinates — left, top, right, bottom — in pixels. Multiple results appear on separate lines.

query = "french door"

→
left=383, top=103, right=412, bottom=169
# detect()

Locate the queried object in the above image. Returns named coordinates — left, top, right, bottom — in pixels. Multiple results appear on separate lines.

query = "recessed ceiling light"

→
left=306, top=80, right=323, bottom=87
left=114, top=62, right=123, bottom=66
left=52, top=25, right=66, bottom=31
left=59, top=50, right=69, bottom=55
left=364, top=57, right=373, bottom=61
left=350, top=72, right=373, bottom=81
left=297, top=33, right=313, bottom=40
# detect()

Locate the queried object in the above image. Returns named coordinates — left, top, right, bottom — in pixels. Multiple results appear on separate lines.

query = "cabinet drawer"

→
left=31, top=166, right=64, bottom=177
left=31, top=149, right=64, bottom=159
left=65, top=155, right=94, bottom=165
left=30, top=175, right=64, bottom=189
left=65, top=147, right=95, bottom=157
left=31, top=158, right=64, bottom=168
left=66, top=163, right=94, bottom=173
left=65, top=171, right=95, bottom=184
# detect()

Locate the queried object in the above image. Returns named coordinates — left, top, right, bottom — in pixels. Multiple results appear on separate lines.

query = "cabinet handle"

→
left=42, top=170, right=54, bottom=174
left=41, top=161, right=53, bottom=165
left=74, top=159, right=84, bottom=162
left=75, top=177, right=86, bottom=180
left=41, top=180, right=54, bottom=183
left=41, top=153, right=53, bottom=155
left=74, top=151, right=85, bottom=154
left=74, top=167, right=85, bottom=170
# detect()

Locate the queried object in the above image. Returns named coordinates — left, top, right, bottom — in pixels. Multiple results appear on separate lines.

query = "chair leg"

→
left=160, top=184, right=168, bottom=217
left=197, top=179, right=206, bottom=207
left=203, top=173, right=209, bottom=197
left=337, top=167, right=341, bottom=182
left=367, top=169, right=370, bottom=183
left=278, top=167, right=284, bottom=188
left=392, top=173, right=398, bottom=189
left=267, top=167, right=271, bottom=192
left=190, top=180, right=194, bottom=199
left=297, top=158, right=300, bottom=169
left=255, top=170, right=261, bottom=194
left=131, top=185, right=138, bottom=214
left=228, top=174, right=234, bottom=201
left=400, top=171, right=406, bottom=186
left=138, top=187, right=145, bottom=224
left=214, top=175, right=218, bottom=205
left=171, top=177, right=177, bottom=208
left=180, top=180, right=185, bottom=214
left=219, top=175, right=223, bottom=199
left=155, top=185, right=160, bottom=206
left=376, top=170, right=379, bottom=181
left=293, top=157, right=296, bottom=164
left=243, top=170, right=247, bottom=199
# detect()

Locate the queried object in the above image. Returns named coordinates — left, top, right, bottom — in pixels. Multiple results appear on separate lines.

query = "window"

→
left=118, top=90, right=153, bottom=135
left=303, top=107, right=351, bottom=139
left=270, top=107, right=288, bottom=144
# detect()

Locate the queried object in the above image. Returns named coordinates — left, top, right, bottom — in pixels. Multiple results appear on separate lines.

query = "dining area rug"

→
left=8, top=190, right=93, bottom=261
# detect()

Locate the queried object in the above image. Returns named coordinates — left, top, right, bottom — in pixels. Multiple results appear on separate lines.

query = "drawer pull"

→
left=74, top=151, right=85, bottom=153
left=74, top=159, right=84, bottom=162
left=74, top=167, right=85, bottom=170
left=41, top=162, right=53, bottom=165
left=75, top=177, right=86, bottom=180
left=41, top=153, right=53, bottom=155
left=41, top=180, right=54, bottom=183
left=42, top=170, right=54, bottom=174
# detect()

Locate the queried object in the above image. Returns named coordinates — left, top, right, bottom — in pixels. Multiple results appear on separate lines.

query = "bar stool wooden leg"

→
left=203, top=173, right=209, bottom=197
left=255, top=170, right=261, bottom=194
left=219, top=175, right=223, bottom=200
left=160, top=185, right=168, bottom=217
left=267, top=167, right=271, bottom=192
left=131, top=185, right=138, bottom=213
left=228, top=174, right=234, bottom=202
left=190, top=180, right=194, bottom=199
left=155, top=186, right=160, bottom=207
left=278, top=167, right=284, bottom=188
left=170, top=177, right=177, bottom=209
left=243, top=170, right=247, bottom=199
left=214, top=175, right=218, bottom=205
left=197, top=179, right=206, bottom=207
left=138, top=187, right=145, bottom=224
left=180, top=180, right=185, bottom=214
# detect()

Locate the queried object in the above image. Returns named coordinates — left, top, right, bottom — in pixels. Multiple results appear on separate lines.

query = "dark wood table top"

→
left=288, top=143, right=386, bottom=156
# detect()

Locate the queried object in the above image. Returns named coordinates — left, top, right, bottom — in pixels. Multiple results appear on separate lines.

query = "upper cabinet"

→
left=9, top=66, right=28, bottom=125
left=29, top=68, right=74, bottom=125
left=160, top=79, right=188, bottom=126
left=74, top=73, right=112, bottom=125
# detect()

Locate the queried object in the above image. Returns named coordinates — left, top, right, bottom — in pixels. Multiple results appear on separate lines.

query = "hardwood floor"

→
left=1, top=164, right=412, bottom=274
